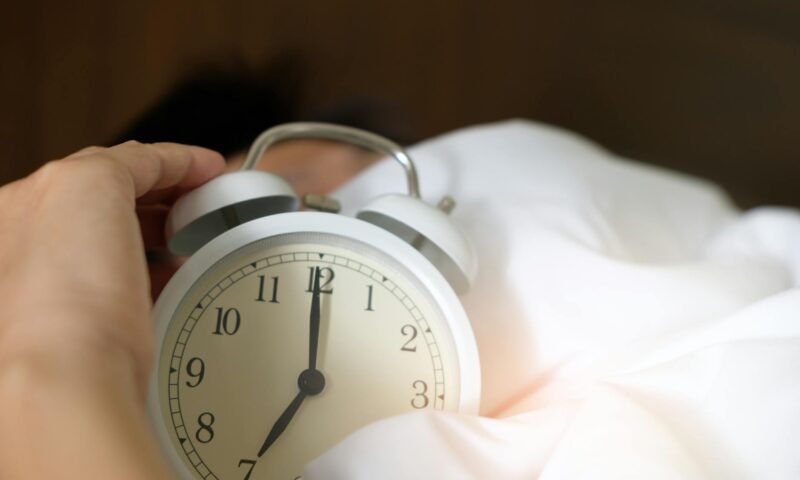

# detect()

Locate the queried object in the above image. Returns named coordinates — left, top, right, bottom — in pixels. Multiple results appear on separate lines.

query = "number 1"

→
left=365, top=284, right=374, bottom=311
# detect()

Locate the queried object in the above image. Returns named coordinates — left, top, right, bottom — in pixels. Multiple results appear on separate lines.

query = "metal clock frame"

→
left=147, top=211, right=481, bottom=479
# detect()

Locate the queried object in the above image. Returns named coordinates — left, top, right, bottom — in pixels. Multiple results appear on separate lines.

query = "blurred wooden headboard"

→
left=1, top=0, right=797, bottom=207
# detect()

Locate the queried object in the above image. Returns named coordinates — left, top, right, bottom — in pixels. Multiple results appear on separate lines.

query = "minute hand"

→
left=308, top=267, right=321, bottom=370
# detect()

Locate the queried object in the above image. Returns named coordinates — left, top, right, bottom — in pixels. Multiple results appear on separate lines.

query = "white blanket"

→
left=305, top=120, right=800, bottom=479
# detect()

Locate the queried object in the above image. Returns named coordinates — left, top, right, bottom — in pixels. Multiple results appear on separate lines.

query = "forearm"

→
left=0, top=343, right=171, bottom=479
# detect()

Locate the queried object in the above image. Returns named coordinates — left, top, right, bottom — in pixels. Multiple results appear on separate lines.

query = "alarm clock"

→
left=147, top=123, right=481, bottom=479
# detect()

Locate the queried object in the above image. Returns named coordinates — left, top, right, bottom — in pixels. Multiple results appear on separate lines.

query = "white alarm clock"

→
left=147, top=123, right=481, bottom=479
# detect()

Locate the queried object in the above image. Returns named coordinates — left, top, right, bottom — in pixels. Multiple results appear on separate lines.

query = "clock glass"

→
left=157, top=231, right=460, bottom=479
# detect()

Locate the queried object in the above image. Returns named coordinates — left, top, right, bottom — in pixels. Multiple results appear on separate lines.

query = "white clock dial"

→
left=157, top=232, right=460, bottom=479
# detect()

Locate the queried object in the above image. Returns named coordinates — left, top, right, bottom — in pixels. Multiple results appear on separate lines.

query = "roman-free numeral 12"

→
left=306, top=267, right=334, bottom=293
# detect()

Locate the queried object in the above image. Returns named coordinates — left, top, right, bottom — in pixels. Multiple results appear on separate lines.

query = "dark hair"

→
left=113, top=60, right=413, bottom=157
left=112, top=65, right=296, bottom=156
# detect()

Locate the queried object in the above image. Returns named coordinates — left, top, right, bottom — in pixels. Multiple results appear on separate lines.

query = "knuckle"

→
left=120, top=139, right=144, bottom=148
left=33, top=159, right=78, bottom=184
left=71, top=145, right=105, bottom=157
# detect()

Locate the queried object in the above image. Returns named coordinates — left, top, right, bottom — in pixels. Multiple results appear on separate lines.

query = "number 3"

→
left=411, top=380, right=429, bottom=409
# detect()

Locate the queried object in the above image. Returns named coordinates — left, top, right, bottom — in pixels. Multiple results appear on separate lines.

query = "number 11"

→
left=256, top=275, right=279, bottom=303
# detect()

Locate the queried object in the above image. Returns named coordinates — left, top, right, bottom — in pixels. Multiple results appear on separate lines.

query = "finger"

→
left=137, top=205, right=169, bottom=249
left=137, top=187, right=185, bottom=206
left=136, top=179, right=219, bottom=206
left=68, top=146, right=105, bottom=159
left=104, top=141, right=225, bottom=198
left=136, top=143, right=230, bottom=204
left=148, top=259, right=176, bottom=301
left=149, top=143, right=226, bottom=190
left=148, top=256, right=185, bottom=300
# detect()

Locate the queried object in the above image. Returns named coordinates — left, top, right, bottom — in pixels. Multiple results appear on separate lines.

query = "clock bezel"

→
left=147, top=211, right=481, bottom=479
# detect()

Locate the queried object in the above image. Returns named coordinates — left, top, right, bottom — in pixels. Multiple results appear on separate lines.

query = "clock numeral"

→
left=306, top=267, right=334, bottom=294
left=400, top=324, right=418, bottom=352
left=365, top=284, right=375, bottom=311
left=195, top=412, right=215, bottom=443
left=411, top=380, right=429, bottom=409
left=185, top=357, right=205, bottom=387
left=213, top=307, right=241, bottom=335
left=256, top=275, right=279, bottom=303
left=238, top=459, right=256, bottom=479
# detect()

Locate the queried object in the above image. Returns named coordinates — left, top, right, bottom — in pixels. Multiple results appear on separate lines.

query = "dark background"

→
left=1, top=0, right=798, bottom=207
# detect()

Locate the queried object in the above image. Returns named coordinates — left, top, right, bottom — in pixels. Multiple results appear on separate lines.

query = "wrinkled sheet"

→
left=305, top=120, right=800, bottom=479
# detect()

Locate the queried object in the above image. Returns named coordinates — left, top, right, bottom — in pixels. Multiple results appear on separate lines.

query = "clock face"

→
left=157, top=232, right=460, bottom=479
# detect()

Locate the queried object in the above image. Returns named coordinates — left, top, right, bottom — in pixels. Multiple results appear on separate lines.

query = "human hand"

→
left=0, top=141, right=224, bottom=479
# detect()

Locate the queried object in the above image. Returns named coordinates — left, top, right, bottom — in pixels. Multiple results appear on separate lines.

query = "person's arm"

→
left=0, top=141, right=225, bottom=478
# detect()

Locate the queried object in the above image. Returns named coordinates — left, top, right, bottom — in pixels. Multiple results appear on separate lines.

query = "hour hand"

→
left=257, top=368, right=326, bottom=457
left=258, top=390, right=307, bottom=457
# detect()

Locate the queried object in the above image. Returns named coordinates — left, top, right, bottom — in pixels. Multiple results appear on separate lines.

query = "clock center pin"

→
left=298, top=368, right=326, bottom=396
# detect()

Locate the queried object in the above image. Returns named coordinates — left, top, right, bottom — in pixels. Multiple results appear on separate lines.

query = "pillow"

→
left=305, top=120, right=800, bottom=479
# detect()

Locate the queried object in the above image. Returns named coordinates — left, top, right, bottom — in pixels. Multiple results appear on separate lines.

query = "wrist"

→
left=0, top=299, right=154, bottom=397
left=0, top=330, right=169, bottom=479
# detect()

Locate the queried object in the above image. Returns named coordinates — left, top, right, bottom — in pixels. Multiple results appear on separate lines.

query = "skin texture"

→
left=0, top=139, right=377, bottom=479
left=0, top=142, right=225, bottom=479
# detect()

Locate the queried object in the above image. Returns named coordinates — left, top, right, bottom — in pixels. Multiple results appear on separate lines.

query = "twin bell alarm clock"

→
left=147, top=123, right=481, bottom=479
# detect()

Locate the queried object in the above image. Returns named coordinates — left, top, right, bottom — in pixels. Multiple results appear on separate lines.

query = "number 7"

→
left=238, top=459, right=256, bottom=479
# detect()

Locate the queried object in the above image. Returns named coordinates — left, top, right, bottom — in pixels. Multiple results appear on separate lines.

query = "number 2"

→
left=400, top=324, right=418, bottom=352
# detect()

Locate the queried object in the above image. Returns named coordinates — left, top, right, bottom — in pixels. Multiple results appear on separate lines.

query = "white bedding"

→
left=305, top=120, right=800, bottom=479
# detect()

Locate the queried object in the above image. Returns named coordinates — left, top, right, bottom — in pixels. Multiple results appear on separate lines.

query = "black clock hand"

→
left=258, top=390, right=307, bottom=457
left=258, top=268, right=327, bottom=458
left=257, top=368, right=327, bottom=457
left=308, top=266, right=321, bottom=370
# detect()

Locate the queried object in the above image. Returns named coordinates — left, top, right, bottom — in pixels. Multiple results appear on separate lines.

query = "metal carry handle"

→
left=241, top=122, right=421, bottom=198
